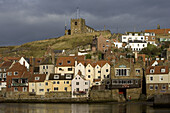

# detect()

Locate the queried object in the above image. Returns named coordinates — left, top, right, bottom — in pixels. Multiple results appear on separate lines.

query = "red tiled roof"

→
left=29, top=74, right=46, bottom=82
left=7, top=62, right=27, bottom=72
left=0, top=61, right=13, bottom=68
left=146, top=66, right=169, bottom=75
left=145, top=29, right=170, bottom=34
left=56, top=56, right=85, bottom=67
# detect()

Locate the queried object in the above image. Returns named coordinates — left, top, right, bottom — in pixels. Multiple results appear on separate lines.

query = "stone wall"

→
left=127, top=88, right=142, bottom=100
left=89, top=89, right=119, bottom=101
left=45, top=92, right=71, bottom=98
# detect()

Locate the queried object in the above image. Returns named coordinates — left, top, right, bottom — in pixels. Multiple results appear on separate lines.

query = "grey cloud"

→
left=0, top=0, right=170, bottom=46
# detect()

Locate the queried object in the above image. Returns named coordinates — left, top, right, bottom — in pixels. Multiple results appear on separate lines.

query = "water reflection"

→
left=0, top=102, right=169, bottom=113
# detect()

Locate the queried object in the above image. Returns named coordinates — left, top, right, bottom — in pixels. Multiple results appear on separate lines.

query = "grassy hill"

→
left=0, top=31, right=111, bottom=58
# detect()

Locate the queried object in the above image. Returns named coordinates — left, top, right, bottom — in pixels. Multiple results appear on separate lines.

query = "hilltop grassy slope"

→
left=0, top=31, right=111, bottom=57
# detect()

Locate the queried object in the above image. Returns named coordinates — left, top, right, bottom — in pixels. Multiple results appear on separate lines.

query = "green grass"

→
left=0, top=31, right=111, bottom=57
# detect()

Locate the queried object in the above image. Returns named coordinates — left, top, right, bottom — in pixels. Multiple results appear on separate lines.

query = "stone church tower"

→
left=71, top=18, right=86, bottom=35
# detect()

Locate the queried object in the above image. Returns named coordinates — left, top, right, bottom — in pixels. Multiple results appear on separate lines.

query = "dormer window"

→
left=67, top=61, right=71, bottom=64
left=54, top=75, right=59, bottom=79
left=66, top=74, right=72, bottom=79
left=161, top=69, right=165, bottom=73
left=35, top=77, right=40, bottom=80
left=150, top=69, right=154, bottom=73
left=59, top=63, right=62, bottom=65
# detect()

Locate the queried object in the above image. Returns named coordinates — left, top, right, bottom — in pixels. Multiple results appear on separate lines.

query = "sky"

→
left=0, top=0, right=170, bottom=46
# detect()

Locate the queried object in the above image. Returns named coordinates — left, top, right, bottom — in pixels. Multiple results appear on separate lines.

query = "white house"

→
left=126, top=40, right=147, bottom=51
left=122, top=32, right=145, bottom=43
left=71, top=73, right=90, bottom=98
left=19, top=57, right=30, bottom=70
left=75, top=61, right=86, bottom=77
left=112, top=39, right=123, bottom=48
left=85, top=63, right=95, bottom=87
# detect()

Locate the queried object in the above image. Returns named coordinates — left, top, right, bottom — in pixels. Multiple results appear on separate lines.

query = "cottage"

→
left=146, top=66, right=170, bottom=99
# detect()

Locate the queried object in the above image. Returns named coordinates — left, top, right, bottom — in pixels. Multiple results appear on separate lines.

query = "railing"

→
left=11, top=83, right=28, bottom=87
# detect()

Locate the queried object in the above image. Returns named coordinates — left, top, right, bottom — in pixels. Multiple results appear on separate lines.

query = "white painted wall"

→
left=71, top=75, right=90, bottom=98
left=19, top=57, right=30, bottom=69
left=75, top=63, right=85, bottom=76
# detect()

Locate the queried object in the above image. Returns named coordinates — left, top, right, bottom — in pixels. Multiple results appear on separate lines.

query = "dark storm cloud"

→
left=0, top=0, right=170, bottom=46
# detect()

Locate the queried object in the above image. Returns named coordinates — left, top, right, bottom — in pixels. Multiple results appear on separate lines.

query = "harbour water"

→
left=0, top=102, right=170, bottom=113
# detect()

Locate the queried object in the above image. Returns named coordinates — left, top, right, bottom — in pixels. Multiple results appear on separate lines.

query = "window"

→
left=136, top=69, right=140, bottom=76
left=88, top=75, right=90, bottom=78
left=143, top=44, right=145, bottom=47
left=54, top=75, right=59, bottom=79
left=106, top=69, right=108, bottom=72
left=14, top=72, right=18, bottom=75
left=14, top=87, right=18, bottom=92
left=53, top=81, right=56, bottom=84
left=39, top=83, right=41, bottom=86
left=23, top=87, right=27, bottom=92
left=160, top=76, right=163, bottom=81
left=66, top=74, right=72, bottom=79
left=59, top=68, right=62, bottom=71
left=162, top=85, right=166, bottom=90
left=141, top=37, right=143, bottom=40
left=64, top=87, right=67, bottom=91
left=149, top=85, right=153, bottom=90
left=107, top=75, right=110, bottom=78
left=46, top=72, right=48, bottom=74
left=115, top=69, right=130, bottom=76
left=54, top=87, right=58, bottom=91
left=138, top=44, right=139, bottom=47
left=85, top=82, right=88, bottom=85
left=32, top=89, right=34, bottom=92
left=150, top=69, right=154, bottom=73
left=59, top=63, right=62, bottom=65
left=161, top=69, right=165, bottom=73
left=8, top=72, right=12, bottom=76
left=150, top=76, right=153, bottom=81
left=88, top=70, right=90, bottom=72
left=47, top=89, right=50, bottom=92
left=98, top=76, right=101, bottom=79
left=35, top=77, right=40, bottom=80
left=76, top=88, right=79, bottom=91
left=68, top=68, right=72, bottom=71
left=85, top=89, right=88, bottom=92
left=43, top=66, right=45, bottom=69
left=32, top=83, right=34, bottom=86
left=75, top=22, right=77, bottom=25
left=46, top=66, right=48, bottom=69
left=57, top=81, right=60, bottom=84
left=76, top=82, right=79, bottom=85
left=155, top=85, right=158, bottom=90
left=45, top=82, right=48, bottom=86
left=39, top=89, right=44, bottom=92
left=98, top=71, right=101, bottom=73
left=123, top=37, right=126, bottom=39
left=66, top=81, right=69, bottom=84
left=152, top=37, right=155, bottom=40
left=67, top=61, right=71, bottom=64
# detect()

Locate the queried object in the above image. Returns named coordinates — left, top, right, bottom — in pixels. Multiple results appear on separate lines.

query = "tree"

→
left=139, top=44, right=160, bottom=57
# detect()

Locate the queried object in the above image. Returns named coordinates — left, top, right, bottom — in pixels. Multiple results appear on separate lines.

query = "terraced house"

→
left=107, top=59, right=144, bottom=100
left=146, top=66, right=170, bottom=99
left=47, top=73, right=73, bottom=92
left=6, top=62, right=31, bottom=92
left=29, top=74, right=47, bottom=95
left=0, top=61, right=13, bottom=91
